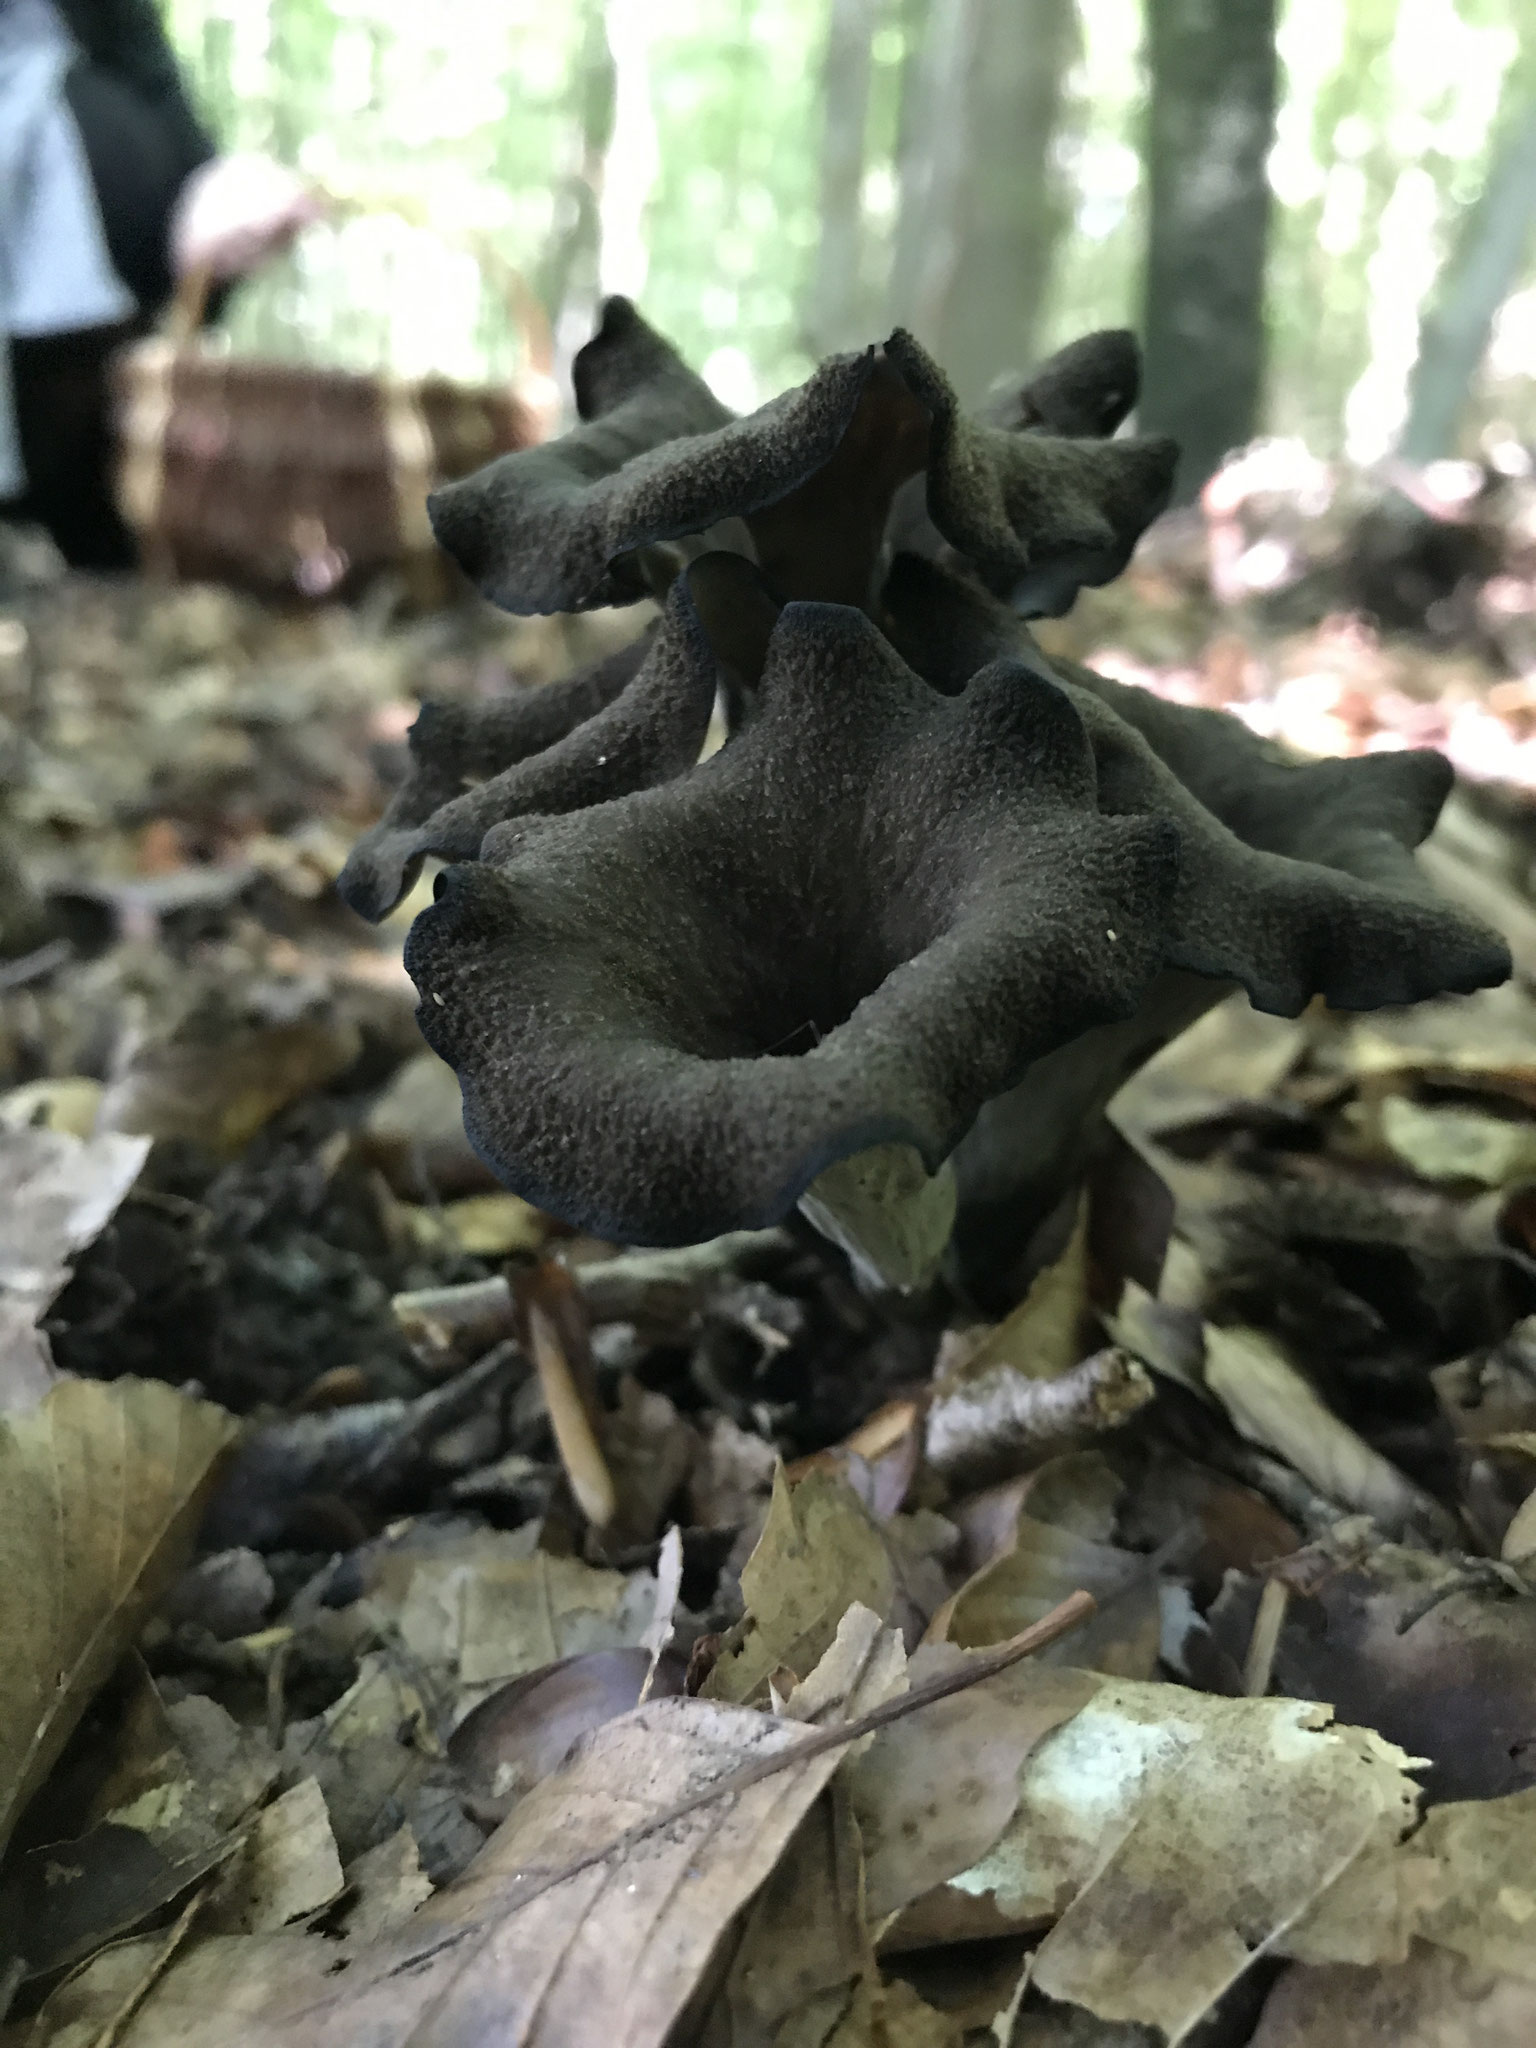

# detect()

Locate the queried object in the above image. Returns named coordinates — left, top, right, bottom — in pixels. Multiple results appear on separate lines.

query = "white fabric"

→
left=0, top=0, right=136, bottom=495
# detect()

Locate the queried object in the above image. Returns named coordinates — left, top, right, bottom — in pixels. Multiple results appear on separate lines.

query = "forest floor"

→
left=2, top=471, right=1536, bottom=2048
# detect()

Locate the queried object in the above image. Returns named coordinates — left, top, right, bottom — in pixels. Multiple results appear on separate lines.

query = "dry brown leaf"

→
left=338, top=1825, right=435, bottom=1943
left=1374, top=1094, right=1536, bottom=1188
left=1201, top=1323, right=1448, bottom=1537
left=845, top=1645, right=1097, bottom=1923
left=703, top=1467, right=897, bottom=1705
left=0, top=1376, right=239, bottom=1859
left=387, top=1540, right=660, bottom=1696
left=929, top=1515, right=1159, bottom=1681
left=945, top=1193, right=1094, bottom=1389
left=1206, top=1538, right=1536, bottom=1802
left=15, top=1716, right=859, bottom=2047
left=0, top=1124, right=150, bottom=1412
left=885, top=1676, right=1419, bottom=2042
left=798, top=1143, right=957, bottom=1293
left=97, top=1008, right=360, bottom=1155
left=825, top=1975, right=962, bottom=2046
left=1289, top=1784, right=1536, bottom=1983
left=1250, top=1945, right=1536, bottom=2048
left=203, top=1778, right=344, bottom=1935
left=599, top=1379, right=699, bottom=1548
left=699, top=1771, right=873, bottom=2046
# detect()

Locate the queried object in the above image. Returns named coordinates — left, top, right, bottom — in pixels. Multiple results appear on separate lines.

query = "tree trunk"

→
left=534, top=1, right=618, bottom=364
left=1139, top=0, right=1278, bottom=502
left=804, top=0, right=880, bottom=355
left=1398, top=64, right=1536, bottom=464
left=888, top=0, right=1078, bottom=404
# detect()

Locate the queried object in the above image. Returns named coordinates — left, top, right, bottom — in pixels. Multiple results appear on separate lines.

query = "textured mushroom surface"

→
left=338, top=576, right=723, bottom=922
left=881, top=552, right=1511, bottom=1014
left=352, top=300, right=1510, bottom=1254
left=404, top=605, right=1178, bottom=1244
left=427, top=297, right=1177, bottom=622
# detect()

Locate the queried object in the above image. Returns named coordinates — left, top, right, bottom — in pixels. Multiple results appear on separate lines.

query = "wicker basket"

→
left=110, top=224, right=553, bottom=600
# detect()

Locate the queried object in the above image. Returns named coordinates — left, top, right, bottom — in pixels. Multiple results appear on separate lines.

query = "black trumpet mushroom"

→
left=340, top=297, right=1510, bottom=1284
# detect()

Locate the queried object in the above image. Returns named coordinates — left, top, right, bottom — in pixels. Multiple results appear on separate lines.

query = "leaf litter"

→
left=1, top=546, right=1535, bottom=2045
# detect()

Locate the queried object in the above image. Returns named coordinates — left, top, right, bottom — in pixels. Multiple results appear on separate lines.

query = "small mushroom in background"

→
left=338, top=298, right=1510, bottom=1302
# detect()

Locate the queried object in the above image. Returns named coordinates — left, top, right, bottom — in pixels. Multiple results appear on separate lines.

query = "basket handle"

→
left=162, top=190, right=555, bottom=388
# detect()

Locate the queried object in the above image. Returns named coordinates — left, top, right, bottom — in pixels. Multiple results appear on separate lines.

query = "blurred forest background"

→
left=160, top=0, right=1536, bottom=500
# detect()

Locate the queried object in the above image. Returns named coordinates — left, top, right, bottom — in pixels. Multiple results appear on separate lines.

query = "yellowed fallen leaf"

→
left=97, top=1010, right=360, bottom=1155
left=799, top=1143, right=957, bottom=1293
left=704, top=1466, right=897, bottom=1705
left=1289, top=1784, right=1536, bottom=1985
left=0, top=1376, right=239, bottom=1859
left=0, top=1076, right=102, bottom=1138
left=1250, top=1944, right=1536, bottom=2048
left=1202, top=1324, right=1446, bottom=1537
left=399, top=1192, right=548, bottom=1258
left=896, top=1675, right=1420, bottom=2044
left=1376, top=1094, right=1536, bottom=1189
left=204, top=1778, right=344, bottom=1935
left=943, top=1193, right=1093, bottom=1388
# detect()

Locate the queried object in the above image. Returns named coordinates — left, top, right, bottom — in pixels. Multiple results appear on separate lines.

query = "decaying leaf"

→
left=1193, top=1321, right=1449, bottom=1539
left=97, top=1000, right=361, bottom=1155
left=930, top=1513, right=1159, bottom=1680
left=0, top=1376, right=239, bottom=1859
left=1250, top=1945, right=1536, bottom=2048
left=0, top=1123, right=150, bottom=1411
left=845, top=1644, right=1098, bottom=1924
left=338, top=1825, right=436, bottom=1944
left=1207, top=1537, right=1536, bottom=1801
left=1376, top=1094, right=1536, bottom=1189
left=203, top=1778, right=344, bottom=1935
left=1289, top=1783, right=1536, bottom=1982
left=798, top=1143, right=958, bottom=1293
left=887, top=1674, right=1420, bottom=2044
left=704, top=1466, right=897, bottom=1704
left=19, top=1614, right=919, bottom=2048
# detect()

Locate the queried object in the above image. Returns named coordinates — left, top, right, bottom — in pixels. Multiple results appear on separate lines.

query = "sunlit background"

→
left=163, top=0, right=1536, bottom=462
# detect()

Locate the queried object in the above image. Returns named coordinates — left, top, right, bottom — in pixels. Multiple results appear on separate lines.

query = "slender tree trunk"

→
left=598, top=0, right=659, bottom=303
left=1139, top=0, right=1278, bottom=501
left=1398, top=67, right=1536, bottom=463
left=805, top=0, right=880, bottom=355
left=534, top=2, right=618, bottom=374
left=889, top=0, right=1078, bottom=404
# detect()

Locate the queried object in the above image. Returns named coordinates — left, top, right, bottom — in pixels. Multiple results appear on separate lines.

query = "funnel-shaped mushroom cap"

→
left=881, top=552, right=1511, bottom=1015
left=404, top=605, right=1178, bottom=1244
left=336, top=564, right=760, bottom=922
left=428, top=299, right=1176, bottom=625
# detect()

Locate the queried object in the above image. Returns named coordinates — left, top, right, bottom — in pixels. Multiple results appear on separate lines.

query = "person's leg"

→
left=6, top=322, right=143, bottom=569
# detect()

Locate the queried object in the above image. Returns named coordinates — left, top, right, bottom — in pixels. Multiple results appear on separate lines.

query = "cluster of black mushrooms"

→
left=338, top=300, right=1509, bottom=1300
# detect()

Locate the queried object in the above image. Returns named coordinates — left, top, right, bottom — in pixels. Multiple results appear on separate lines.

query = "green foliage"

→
left=161, top=0, right=1536, bottom=456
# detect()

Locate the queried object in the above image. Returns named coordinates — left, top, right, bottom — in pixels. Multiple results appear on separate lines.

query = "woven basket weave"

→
left=110, top=222, right=552, bottom=600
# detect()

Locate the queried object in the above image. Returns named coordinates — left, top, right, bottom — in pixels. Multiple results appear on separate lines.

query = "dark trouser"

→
left=2, top=59, right=215, bottom=569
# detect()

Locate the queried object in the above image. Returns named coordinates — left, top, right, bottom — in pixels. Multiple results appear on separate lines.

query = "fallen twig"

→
left=392, top=1230, right=791, bottom=1371
left=926, top=1346, right=1155, bottom=1480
